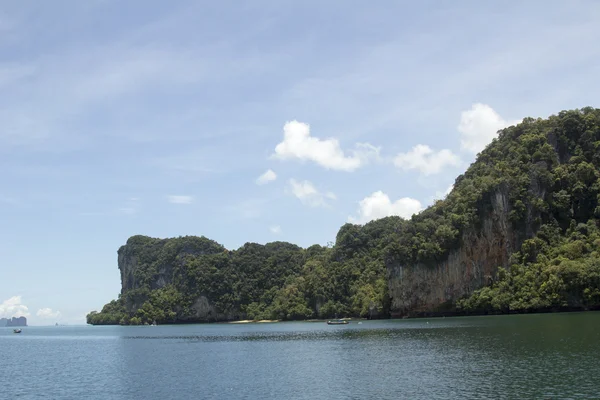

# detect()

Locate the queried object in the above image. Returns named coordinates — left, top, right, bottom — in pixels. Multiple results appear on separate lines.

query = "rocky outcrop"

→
left=385, top=109, right=583, bottom=318
left=0, top=317, right=27, bottom=327
left=386, top=149, right=556, bottom=317
left=118, top=238, right=165, bottom=294
left=117, top=235, right=231, bottom=319
left=387, top=186, right=533, bottom=317
left=118, top=235, right=224, bottom=293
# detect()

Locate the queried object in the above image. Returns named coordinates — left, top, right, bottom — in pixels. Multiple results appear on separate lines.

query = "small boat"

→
left=13, top=329, right=22, bottom=333
left=326, top=319, right=349, bottom=325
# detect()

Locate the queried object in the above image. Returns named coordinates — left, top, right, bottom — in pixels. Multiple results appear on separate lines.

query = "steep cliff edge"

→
left=115, top=235, right=238, bottom=321
left=117, top=235, right=224, bottom=294
left=387, top=187, right=516, bottom=316
left=387, top=107, right=600, bottom=316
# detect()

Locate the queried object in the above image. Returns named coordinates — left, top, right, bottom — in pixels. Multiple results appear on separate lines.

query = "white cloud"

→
left=256, top=169, right=277, bottom=185
left=168, top=195, right=193, bottom=204
left=36, top=308, right=61, bottom=319
left=458, top=103, right=521, bottom=154
left=273, top=120, right=379, bottom=171
left=0, top=296, right=30, bottom=318
left=269, top=225, right=282, bottom=234
left=394, top=145, right=461, bottom=175
left=287, top=179, right=335, bottom=208
left=348, top=191, right=423, bottom=224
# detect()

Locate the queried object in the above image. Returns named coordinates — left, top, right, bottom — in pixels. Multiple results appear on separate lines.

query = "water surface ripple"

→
left=2, top=312, right=599, bottom=399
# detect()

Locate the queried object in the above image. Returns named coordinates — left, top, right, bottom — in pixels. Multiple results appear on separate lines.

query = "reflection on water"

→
left=120, top=328, right=419, bottom=342
left=2, top=312, right=600, bottom=399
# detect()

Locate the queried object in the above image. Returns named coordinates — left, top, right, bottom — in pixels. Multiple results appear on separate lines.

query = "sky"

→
left=1, top=0, right=599, bottom=325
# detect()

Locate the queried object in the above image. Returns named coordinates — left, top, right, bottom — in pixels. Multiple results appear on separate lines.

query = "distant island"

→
left=0, top=317, right=27, bottom=327
left=88, top=107, right=600, bottom=326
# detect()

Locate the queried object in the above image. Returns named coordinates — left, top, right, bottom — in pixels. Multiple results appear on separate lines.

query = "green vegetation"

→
left=458, top=219, right=600, bottom=313
left=87, top=221, right=400, bottom=325
left=456, top=107, right=600, bottom=313
left=88, top=107, right=600, bottom=325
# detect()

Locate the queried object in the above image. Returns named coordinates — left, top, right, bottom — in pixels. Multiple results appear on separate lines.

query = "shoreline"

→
left=228, top=319, right=280, bottom=324
left=227, top=317, right=361, bottom=324
left=86, top=308, right=600, bottom=326
left=391, top=304, right=600, bottom=320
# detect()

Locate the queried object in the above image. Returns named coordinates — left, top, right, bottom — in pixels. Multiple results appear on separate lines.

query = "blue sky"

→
left=1, top=1, right=599, bottom=325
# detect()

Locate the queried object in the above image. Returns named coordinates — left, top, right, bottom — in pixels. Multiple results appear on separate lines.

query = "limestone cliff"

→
left=387, top=107, right=600, bottom=316
left=387, top=188, right=518, bottom=316
left=110, top=236, right=307, bottom=324
left=116, top=235, right=238, bottom=321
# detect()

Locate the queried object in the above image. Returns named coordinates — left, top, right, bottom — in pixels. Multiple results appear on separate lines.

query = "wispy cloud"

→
left=79, top=197, right=140, bottom=217
left=36, top=307, right=61, bottom=319
left=167, top=195, right=193, bottom=204
left=256, top=169, right=277, bottom=185
left=0, top=45, right=207, bottom=149
left=269, top=225, right=281, bottom=234
left=0, top=12, right=285, bottom=150
left=287, top=179, right=336, bottom=208
left=118, top=197, right=139, bottom=215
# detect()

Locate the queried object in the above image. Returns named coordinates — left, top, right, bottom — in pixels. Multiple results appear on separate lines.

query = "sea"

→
left=2, top=312, right=599, bottom=399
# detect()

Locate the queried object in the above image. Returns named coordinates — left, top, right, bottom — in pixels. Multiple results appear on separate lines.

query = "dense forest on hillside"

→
left=88, top=107, right=600, bottom=325
left=87, top=224, right=396, bottom=325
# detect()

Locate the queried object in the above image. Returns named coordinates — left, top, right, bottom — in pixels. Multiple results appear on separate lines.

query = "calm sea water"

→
left=2, top=312, right=599, bottom=399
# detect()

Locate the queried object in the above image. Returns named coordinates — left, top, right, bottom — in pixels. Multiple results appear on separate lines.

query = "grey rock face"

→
left=387, top=186, right=533, bottom=317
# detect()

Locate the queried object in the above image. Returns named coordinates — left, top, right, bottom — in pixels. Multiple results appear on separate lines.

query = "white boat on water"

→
left=326, top=319, right=348, bottom=325
left=13, top=329, right=22, bottom=333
